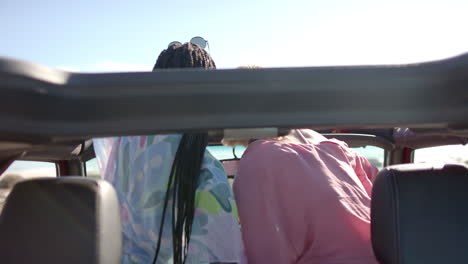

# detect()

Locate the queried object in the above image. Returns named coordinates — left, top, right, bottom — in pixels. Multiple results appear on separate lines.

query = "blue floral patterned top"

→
left=93, top=135, right=242, bottom=264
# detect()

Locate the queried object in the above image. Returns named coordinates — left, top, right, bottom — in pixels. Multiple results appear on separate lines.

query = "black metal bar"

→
left=1, top=53, right=467, bottom=139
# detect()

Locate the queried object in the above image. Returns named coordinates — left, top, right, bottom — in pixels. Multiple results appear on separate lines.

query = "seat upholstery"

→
left=0, top=177, right=121, bottom=264
left=222, top=159, right=239, bottom=178
left=371, top=163, right=468, bottom=264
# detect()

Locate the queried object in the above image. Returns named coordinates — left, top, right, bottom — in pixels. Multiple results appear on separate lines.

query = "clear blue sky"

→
left=2, top=0, right=468, bottom=71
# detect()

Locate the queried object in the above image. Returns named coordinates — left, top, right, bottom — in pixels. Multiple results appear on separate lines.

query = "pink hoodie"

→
left=234, top=130, right=379, bottom=264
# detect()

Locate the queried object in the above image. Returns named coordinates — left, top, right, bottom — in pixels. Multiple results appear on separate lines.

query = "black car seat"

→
left=0, top=177, right=121, bottom=264
left=371, top=163, right=468, bottom=264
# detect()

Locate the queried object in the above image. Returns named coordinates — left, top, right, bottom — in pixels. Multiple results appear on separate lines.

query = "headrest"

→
left=222, top=160, right=239, bottom=178
left=371, top=163, right=468, bottom=264
left=0, top=177, right=121, bottom=264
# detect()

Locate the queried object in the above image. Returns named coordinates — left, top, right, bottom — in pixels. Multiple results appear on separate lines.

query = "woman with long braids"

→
left=93, top=43, right=242, bottom=264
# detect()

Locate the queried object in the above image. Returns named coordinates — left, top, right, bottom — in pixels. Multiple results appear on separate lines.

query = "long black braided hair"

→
left=151, top=43, right=216, bottom=264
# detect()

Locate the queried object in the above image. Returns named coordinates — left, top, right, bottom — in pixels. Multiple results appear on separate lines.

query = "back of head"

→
left=151, top=42, right=214, bottom=264
left=238, top=65, right=262, bottom=69
left=153, top=43, right=216, bottom=70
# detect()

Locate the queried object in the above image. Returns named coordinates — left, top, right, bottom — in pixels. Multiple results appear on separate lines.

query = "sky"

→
left=2, top=0, right=468, bottom=71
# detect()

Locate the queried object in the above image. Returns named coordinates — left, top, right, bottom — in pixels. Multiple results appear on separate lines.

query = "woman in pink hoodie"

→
left=233, top=129, right=379, bottom=264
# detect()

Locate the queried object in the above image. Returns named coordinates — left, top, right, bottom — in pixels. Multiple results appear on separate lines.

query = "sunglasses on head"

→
left=168, top=36, right=209, bottom=49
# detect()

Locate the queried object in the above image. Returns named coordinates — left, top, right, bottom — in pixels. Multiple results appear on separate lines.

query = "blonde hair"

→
left=237, top=65, right=262, bottom=69
left=221, top=139, right=250, bottom=147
